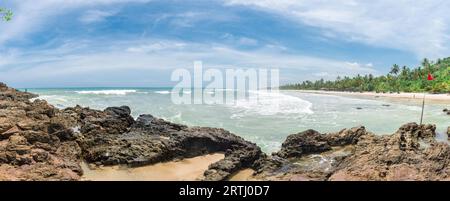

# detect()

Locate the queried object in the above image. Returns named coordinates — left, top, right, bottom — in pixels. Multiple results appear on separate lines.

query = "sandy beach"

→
left=229, top=169, right=256, bottom=181
left=291, top=90, right=450, bottom=104
left=81, top=153, right=225, bottom=181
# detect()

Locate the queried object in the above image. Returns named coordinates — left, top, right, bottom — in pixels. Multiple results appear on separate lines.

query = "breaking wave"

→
left=228, top=91, right=313, bottom=117
left=75, top=90, right=137, bottom=95
left=155, top=90, right=171, bottom=94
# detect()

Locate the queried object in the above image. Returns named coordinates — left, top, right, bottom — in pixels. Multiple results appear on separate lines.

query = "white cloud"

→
left=0, top=39, right=377, bottom=86
left=0, top=0, right=382, bottom=86
left=126, top=41, right=188, bottom=53
left=224, top=0, right=450, bottom=59
left=345, top=62, right=375, bottom=72
left=220, top=33, right=259, bottom=46
left=238, top=37, right=258, bottom=46
left=0, top=0, right=151, bottom=45
left=80, top=10, right=117, bottom=24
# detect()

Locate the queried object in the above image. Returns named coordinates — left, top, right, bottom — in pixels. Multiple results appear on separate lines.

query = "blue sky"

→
left=1, top=0, right=449, bottom=88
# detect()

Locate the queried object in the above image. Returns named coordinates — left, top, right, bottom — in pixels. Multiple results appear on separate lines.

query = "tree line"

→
left=281, top=57, right=450, bottom=93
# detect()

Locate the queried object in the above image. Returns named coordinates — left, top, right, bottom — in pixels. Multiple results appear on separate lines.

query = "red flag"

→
left=427, top=73, right=434, bottom=81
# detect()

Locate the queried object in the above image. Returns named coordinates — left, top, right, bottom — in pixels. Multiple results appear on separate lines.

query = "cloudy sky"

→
left=0, top=0, right=449, bottom=88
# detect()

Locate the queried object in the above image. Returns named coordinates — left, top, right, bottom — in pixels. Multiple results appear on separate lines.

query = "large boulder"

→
left=276, top=129, right=331, bottom=158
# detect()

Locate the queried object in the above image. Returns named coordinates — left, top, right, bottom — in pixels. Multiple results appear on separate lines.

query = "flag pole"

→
left=420, top=72, right=433, bottom=125
left=419, top=92, right=425, bottom=125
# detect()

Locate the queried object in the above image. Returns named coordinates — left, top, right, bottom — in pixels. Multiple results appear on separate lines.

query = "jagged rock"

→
left=276, top=129, right=331, bottom=158
left=253, top=122, right=447, bottom=181
left=418, top=124, right=436, bottom=139
left=275, top=126, right=367, bottom=158
left=78, top=116, right=264, bottom=180
left=132, top=114, right=187, bottom=134
left=204, top=145, right=263, bottom=181
left=31, top=149, right=49, bottom=162
left=0, top=83, right=81, bottom=180
left=326, top=126, right=367, bottom=146
left=0, top=126, right=20, bottom=140
left=326, top=123, right=445, bottom=181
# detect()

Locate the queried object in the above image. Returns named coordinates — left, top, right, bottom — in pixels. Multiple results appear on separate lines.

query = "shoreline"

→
left=287, top=90, right=450, bottom=104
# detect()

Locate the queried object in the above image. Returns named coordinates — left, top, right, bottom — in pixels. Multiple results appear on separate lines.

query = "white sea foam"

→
left=228, top=91, right=313, bottom=116
left=32, top=95, right=68, bottom=103
left=155, top=90, right=171, bottom=94
left=404, top=105, right=422, bottom=111
left=75, top=90, right=137, bottom=95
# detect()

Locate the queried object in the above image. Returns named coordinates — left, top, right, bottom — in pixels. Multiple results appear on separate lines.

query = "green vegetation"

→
left=281, top=57, right=450, bottom=93
left=0, top=7, right=12, bottom=21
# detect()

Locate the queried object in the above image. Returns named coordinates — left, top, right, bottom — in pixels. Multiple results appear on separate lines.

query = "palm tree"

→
left=401, top=66, right=409, bottom=79
left=422, top=58, right=430, bottom=71
left=390, top=64, right=400, bottom=76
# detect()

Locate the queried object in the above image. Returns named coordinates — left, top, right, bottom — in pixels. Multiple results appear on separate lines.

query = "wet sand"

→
left=81, top=153, right=224, bottom=181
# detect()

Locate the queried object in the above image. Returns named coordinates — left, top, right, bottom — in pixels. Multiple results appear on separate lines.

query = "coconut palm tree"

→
left=422, top=58, right=430, bottom=71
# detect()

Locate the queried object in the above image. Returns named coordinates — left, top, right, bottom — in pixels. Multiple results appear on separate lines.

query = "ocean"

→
left=27, top=88, right=449, bottom=153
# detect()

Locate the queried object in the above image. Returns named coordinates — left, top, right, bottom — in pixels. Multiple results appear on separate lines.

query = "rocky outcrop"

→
left=276, top=126, right=367, bottom=158
left=444, top=108, right=450, bottom=115
left=327, top=123, right=445, bottom=181
left=1, top=82, right=449, bottom=181
left=1, top=83, right=80, bottom=181
left=0, top=82, right=263, bottom=181
left=253, top=122, right=449, bottom=181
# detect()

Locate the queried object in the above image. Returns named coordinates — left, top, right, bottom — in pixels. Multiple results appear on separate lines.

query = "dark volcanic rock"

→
left=0, top=82, right=37, bottom=101
left=443, top=108, right=450, bottom=115
left=132, top=114, right=187, bottom=135
left=77, top=113, right=264, bottom=180
left=276, top=126, right=368, bottom=159
left=276, top=129, right=331, bottom=158
left=326, top=126, right=367, bottom=146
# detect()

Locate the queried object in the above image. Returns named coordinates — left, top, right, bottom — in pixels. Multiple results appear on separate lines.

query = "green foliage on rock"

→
left=281, top=57, right=450, bottom=93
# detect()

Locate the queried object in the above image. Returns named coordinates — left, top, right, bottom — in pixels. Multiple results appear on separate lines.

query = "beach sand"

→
left=229, top=169, right=256, bottom=181
left=81, top=153, right=225, bottom=181
left=292, top=90, right=450, bottom=104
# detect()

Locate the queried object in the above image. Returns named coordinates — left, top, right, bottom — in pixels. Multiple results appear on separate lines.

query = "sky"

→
left=0, top=0, right=449, bottom=88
